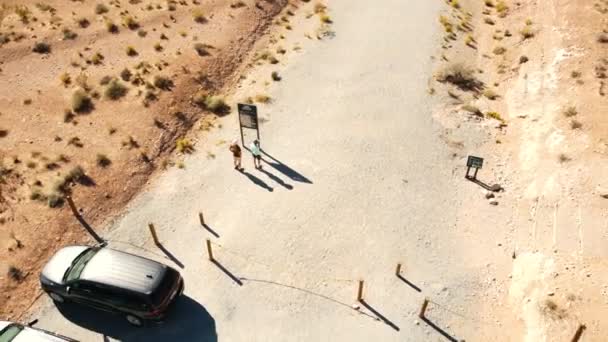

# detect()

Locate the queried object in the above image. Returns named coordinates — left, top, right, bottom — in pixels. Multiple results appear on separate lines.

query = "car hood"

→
left=0, top=321, right=11, bottom=331
left=41, top=246, right=89, bottom=284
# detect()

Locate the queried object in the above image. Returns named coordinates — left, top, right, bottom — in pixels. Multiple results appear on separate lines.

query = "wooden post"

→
left=148, top=223, right=160, bottom=246
left=395, top=263, right=402, bottom=276
left=419, top=298, right=429, bottom=318
left=65, top=195, right=78, bottom=215
left=571, top=324, right=586, bottom=342
left=199, top=212, right=205, bottom=226
left=357, top=280, right=364, bottom=302
left=206, top=239, right=214, bottom=261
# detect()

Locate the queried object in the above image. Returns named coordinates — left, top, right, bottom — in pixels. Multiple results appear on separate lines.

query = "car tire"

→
left=126, top=314, right=143, bottom=327
left=48, top=292, right=65, bottom=303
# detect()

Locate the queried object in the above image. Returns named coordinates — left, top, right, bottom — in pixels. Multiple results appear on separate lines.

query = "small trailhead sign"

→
left=238, top=103, right=260, bottom=148
left=465, top=155, right=484, bottom=179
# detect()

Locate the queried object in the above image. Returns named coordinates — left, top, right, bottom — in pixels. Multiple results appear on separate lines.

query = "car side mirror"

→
left=27, top=319, right=38, bottom=327
left=66, top=286, right=71, bottom=294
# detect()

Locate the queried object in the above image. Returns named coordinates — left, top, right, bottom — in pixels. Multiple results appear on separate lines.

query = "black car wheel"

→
left=48, top=292, right=65, bottom=303
left=126, top=314, right=143, bottom=327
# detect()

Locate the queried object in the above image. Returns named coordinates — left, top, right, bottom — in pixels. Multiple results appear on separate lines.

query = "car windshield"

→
left=0, top=325, right=23, bottom=342
left=64, top=247, right=98, bottom=282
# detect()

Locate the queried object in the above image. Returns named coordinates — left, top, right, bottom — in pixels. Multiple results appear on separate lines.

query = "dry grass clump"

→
left=76, top=17, right=90, bottom=28
left=153, top=75, right=173, bottom=90
left=439, top=15, right=453, bottom=33
left=521, top=24, right=535, bottom=40
left=563, top=106, right=578, bottom=117
left=106, top=20, right=119, bottom=33
left=570, top=120, right=582, bottom=129
left=15, top=5, right=31, bottom=24
left=571, top=70, right=582, bottom=78
left=486, top=111, right=505, bottom=122
left=436, top=63, right=483, bottom=92
left=125, top=45, right=138, bottom=56
left=95, top=3, right=109, bottom=15
left=91, top=52, right=104, bottom=65
left=60, top=72, right=71, bottom=87
left=104, top=80, right=128, bottom=100
left=230, top=1, right=246, bottom=8
left=123, top=15, right=139, bottom=30
left=254, top=94, right=271, bottom=103
left=461, top=104, right=483, bottom=116
left=154, top=42, right=163, bottom=51
left=62, top=29, right=77, bottom=40
left=192, top=8, right=207, bottom=23
left=484, top=17, right=495, bottom=25
left=120, top=68, right=132, bottom=81
left=496, top=0, right=509, bottom=17
left=493, top=46, right=507, bottom=55
left=483, top=88, right=499, bottom=100
left=176, top=138, right=194, bottom=153
left=96, top=154, right=111, bottom=167
left=598, top=33, right=608, bottom=43
left=33, top=42, right=51, bottom=54
left=195, top=93, right=229, bottom=114
left=72, top=89, right=93, bottom=113
left=558, top=153, right=571, bottom=163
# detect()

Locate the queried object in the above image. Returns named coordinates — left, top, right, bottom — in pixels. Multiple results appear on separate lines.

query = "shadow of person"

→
left=238, top=169, right=273, bottom=192
left=258, top=168, right=293, bottom=190
left=55, top=296, right=217, bottom=342
left=260, top=150, right=312, bottom=184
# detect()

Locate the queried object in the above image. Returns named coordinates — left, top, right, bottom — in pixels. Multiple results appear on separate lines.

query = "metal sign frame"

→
left=465, top=155, right=484, bottom=179
left=237, top=103, right=260, bottom=149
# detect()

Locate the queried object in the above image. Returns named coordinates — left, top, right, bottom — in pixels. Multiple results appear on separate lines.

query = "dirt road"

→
left=28, top=0, right=481, bottom=340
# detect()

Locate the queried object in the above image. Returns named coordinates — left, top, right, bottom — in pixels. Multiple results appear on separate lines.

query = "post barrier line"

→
left=206, top=241, right=356, bottom=284
left=427, top=299, right=500, bottom=327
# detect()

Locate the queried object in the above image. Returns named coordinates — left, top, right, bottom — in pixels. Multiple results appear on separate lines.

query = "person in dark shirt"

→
left=229, top=140, right=243, bottom=170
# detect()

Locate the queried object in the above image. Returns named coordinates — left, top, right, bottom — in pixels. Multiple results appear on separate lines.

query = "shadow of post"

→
left=421, top=317, right=459, bottom=342
left=65, top=196, right=104, bottom=244
left=212, top=260, right=243, bottom=286
left=202, top=223, right=220, bottom=238
left=397, top=274, right=422, bottom=293
left=259, top=168, right=293, bottom=190
left=359, top=300, right=400, bottom=331
left=465, top=176, right=502, bottom=192
left=237, top=169, right=273, bottom=192
left=157, top=244, right=185, bottom=269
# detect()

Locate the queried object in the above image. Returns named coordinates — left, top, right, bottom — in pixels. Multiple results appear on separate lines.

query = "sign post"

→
left=237, top=103, right=260, bottom=149
left=466, top=155, right=484, bottom=179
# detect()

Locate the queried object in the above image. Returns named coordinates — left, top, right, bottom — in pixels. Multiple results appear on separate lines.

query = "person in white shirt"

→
left=250, top=139, right=262, bottom=169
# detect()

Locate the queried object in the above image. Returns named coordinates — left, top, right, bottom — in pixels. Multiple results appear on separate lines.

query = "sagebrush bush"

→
left=33, top=42, right=51, bottom=54
left=104, top=80, right=128, bottom=100
left=72, top=89, right=92, bottom=113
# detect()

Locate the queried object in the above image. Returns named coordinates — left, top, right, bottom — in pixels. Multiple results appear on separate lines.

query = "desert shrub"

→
left=484, top=0, right=494, bottom=6
left=125, top=46, right=138, bottom=56
left=60, top=72, right=71, bottom=87
left=496, top=1, right=508, bottom=16
left=96, top=154, right=111, bottom=167
left=32, top=42, right=51, bottom=54
left=558, top=154, right=570, bottom=163
left=521, top=26, right=535, bottom=40
left=571, top=71, right=581, bottom=78
left=153, top=75, right=173, bottom=90
left=62, top=28, right=77, bottom=40
left=484, top=17, right=495, bottom=25
left=15, top=6, right=31, bottom=23
left=138, top=29, right=147, bottom=37
left=91, top=52, right=103, bottom=65
left=192, top=8, right=206, bottom=23
left=269, top=56, right=279, bottom=64
left=194, top=93, right=229, bottom=113
left=314, top=3, right=327, bottom=13
left=104, top=80, right=128, bottom=100
left=72, top=89, right=92, bottom=113
left=194, top=42, right=210, bottom=56
left=120, top=68, right=132, bottom=81
left=570, top=120, right=582, bottom=129
left=230, top=1, right=246, bottom=8
left=254, top=94, right=271, bottom=103
left=106, top=20, right=119, bottom=33
left=483, top=88, right=499, bottom=100
left=461, top=104, right=482, bottom=116
left=563, top=106, right=577, bottom=117
left=95, top=3, right=109, bottom=14
left=493, top=46, right=507, bottom=55
left=8, top=266, right=23, bottom=281
left=47, top=193, right=64, bottom=208
left=154, top=42, right=163, bottom=51
left=449, top=0, right=460, bottom=8
left=486, top=111, right=505, bottom=122
left=99, top=75, right=112, bottom=85
left=598, top=33, right=608, bottom=43
left=320, top=14, right=332, bottom=24
left=519, top=55, right=529, bottom=64
left=0, top=129, right=8, bottom=138
left=76, top=17, right=90, bottom=28
left=436, top=63, right=483, bottom=92
left=271, top=71, right=281, bottom=81
left=176, top=138, right=194, bottom=153
left=439, top=15, right=453, bottom=33
left=123, top=16, right=139, bottom=30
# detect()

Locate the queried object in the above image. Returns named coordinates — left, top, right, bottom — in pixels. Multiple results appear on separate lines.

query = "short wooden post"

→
left=65, top=195, right=78, bottom=215
left=206, top=239, right=214, bottom=261
left=357, top=280, right=364, bottom=302
left=419, top=298, right=429, bottom=318
left=148, top=223, right=160, bottom=246
left=571, top=324, right=586, bottom=342
left=199, top=212, right=205, bottom=226
left=395, top=263, right=402, bottom=276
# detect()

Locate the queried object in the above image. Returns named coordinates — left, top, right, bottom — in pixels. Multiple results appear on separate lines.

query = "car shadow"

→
left=55, top=296, right=216, bottom=342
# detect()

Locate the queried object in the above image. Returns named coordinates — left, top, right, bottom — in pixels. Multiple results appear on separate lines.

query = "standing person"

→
left=250, top=139, right=262, bottom=169
left=229, top=140, right=243, bottom=170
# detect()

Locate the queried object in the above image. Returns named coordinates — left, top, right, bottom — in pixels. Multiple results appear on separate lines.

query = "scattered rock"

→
left=489, top=184, right=503, bottom=192
left=485, top=192, right=495, bottom=199
left=414, top=320, right=420, bottom=325
left=490, top=200, right=499, bottom=206
left=547, top=292, right=555, bottom=296
left=352, top=304, right=360, bottom=310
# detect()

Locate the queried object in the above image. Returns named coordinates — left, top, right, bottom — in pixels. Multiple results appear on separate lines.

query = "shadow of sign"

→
left=261, top=150, right=312, bottom=184
left=55, top=296, right=217, bottom=342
